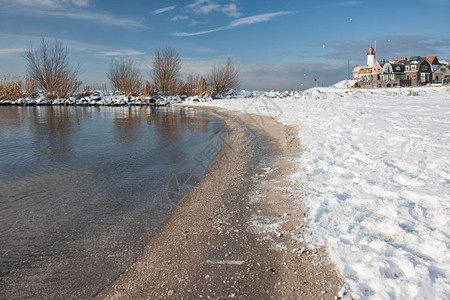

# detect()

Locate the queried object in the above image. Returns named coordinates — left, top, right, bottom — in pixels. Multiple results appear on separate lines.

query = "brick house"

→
left=377, top=63, right=410, bottom=87
left=395, top=57, right=433, bottom=86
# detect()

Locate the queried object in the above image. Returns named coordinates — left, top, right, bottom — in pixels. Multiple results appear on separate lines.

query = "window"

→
left=420, top=73, right=429, bottom=82
left=412, top=66, right=416, bottom=70
left=396, top=66, right=401, bottom=71
left=406, top=66, right=410, bottom=70
left=421, top=65, right=427, bottom=71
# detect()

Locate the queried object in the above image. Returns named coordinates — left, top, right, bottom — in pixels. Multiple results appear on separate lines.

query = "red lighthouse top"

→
left=368, top=46, right=375, bottom=55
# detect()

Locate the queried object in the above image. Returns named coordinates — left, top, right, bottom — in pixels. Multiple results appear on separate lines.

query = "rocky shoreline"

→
left=0, top=95, right=189, bottom=107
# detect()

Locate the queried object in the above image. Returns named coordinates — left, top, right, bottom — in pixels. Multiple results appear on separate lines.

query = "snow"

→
left=332, top=79, right=358, bottom=88
left=193, top=86, right=450, bottom=299
left=0, top=91, right=213, bottom=106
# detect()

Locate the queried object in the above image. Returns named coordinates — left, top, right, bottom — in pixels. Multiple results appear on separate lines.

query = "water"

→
left=0, top=106, right=226, bottom=299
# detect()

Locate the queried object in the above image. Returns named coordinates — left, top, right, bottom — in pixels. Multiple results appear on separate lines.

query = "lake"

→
left=0, top=106, right=226, bottom=299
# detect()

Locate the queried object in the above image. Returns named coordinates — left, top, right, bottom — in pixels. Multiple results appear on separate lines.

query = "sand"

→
left=95, top=108, right=345, bottom=299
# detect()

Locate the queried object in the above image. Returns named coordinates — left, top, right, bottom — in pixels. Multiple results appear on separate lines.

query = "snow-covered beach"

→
left=2, top=85, right=449, bottom=299
left=192, top=86, right=450, bottom=299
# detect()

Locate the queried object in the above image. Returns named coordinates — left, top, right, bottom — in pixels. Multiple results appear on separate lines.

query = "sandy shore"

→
left=95, top=108, right=345, bottom=299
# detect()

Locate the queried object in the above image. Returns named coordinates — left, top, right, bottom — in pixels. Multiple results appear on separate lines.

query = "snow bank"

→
left=194, top=86, right=450, bottom=299
left=332, top=79, right=358, bottom=88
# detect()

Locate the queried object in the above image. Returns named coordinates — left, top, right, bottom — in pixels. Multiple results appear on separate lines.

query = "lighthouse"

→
left=367, top=46, right=375, bottom=67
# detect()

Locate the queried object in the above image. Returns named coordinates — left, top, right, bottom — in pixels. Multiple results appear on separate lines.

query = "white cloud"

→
left=180, top=58, right=223, bottom=76
left=335, top=1, right=360, bottom=5
left=316, top=1, right=360, bottom=8
left=173, top=11, right=294, bottom=36
left=97, top=50, right=145, bottom=57
left=222, top=3, right=241, bottom=17
left=0, top=0, right=90, bottom=8
left=0, top=48, right=27, bottom=54
left=171, top=15, right=189, bottom=21
left=187, top=0, right=220, bottom=14
left=152, top=5, right=176, bottom=15
left=186, top=0, right=241, bottom=17
left=71, top=0, right=89, bottom=6
left=189, top=19, right=201, bottom=26
left=0, top=8, right=147, bottom=28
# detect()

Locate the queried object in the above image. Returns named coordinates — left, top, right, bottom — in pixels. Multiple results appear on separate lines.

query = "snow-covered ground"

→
left=194, top=86, right=450, bottom=299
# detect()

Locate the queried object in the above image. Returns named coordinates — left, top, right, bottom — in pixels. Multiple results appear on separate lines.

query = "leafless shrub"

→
left=197, top=77, right=210, bottom=97
left=107, top=57, right=142, bottom=96
left=24, top=76, right=38, bottom=97
left=0, top=73, right=22, bottom=100
left=142, top=80, right=157, bottom=97
left=170, top=79, right=187, bottom=96
left=56, top=73, right=82, bottom=98
left=185, top=74, right=210, bottom=97
left=152, top=47, right=181, bottom=95
left=24, top=38, right=80, bottom=98
left=208, top=57, right=239, bottom=97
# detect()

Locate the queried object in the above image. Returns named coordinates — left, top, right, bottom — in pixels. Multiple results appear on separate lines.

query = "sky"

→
left=0, top=0, right=449, bottom=91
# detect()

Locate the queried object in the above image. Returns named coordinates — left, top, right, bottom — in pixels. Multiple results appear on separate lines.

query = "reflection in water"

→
left=114, top=107, right=144, bottom=146
left=0, top=106, right=225, bottom=299
left=33, top=107, right=75, bottom=161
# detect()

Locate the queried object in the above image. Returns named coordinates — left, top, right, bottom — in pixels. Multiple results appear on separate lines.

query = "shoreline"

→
left=95, top=107, right=345, bottom=299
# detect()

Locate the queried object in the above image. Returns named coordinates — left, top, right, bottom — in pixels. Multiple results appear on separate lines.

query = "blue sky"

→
left=0, top=0, right=449, bottom=90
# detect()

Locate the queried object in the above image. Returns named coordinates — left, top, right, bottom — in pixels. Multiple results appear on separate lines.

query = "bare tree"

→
left=24, top=38, right=80, bottom=98
left=208, top=57, right=239, bottom=97
left=152, top=47, right=181, bottom=95
left=108, top=57, right=142, bottom=96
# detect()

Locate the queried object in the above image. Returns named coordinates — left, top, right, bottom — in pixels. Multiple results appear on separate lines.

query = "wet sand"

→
left=95, top=108, right=345, bottom=299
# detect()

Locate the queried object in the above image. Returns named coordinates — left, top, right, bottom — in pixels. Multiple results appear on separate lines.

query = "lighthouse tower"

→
left=367, top=46, right=375, bottom=67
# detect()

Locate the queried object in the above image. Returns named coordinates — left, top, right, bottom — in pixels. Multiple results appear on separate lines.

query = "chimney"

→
left=382, top=58, right=386, bottom=63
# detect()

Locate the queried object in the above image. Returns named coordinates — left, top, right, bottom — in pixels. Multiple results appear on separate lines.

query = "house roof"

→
left=395, top=56, right=439, bottom=65
left=394, top=58, right=407, bottom=63
left=390, top=63, right=405, bottom=73
left=424, top=56, right=439, bottom=65
left=396, top=59, right=411, bottom=65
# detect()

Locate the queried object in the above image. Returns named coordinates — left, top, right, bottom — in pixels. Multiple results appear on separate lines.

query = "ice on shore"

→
left=195, top=86, right=450, bottom=299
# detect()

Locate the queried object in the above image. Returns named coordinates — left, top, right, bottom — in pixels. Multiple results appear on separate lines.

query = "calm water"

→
left=0, top=106, right=226, bottom=299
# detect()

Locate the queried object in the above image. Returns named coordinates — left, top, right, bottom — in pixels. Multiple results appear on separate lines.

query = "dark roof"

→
left=397, top=59, right=411, bottom=65
left=395, top=57, right=431, bottom=68
left=391, top=63, right=405, bottom=73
